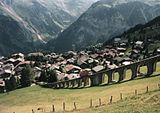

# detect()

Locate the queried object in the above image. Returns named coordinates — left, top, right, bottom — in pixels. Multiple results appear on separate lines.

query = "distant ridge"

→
left=46, top=0, right=160, bottom=53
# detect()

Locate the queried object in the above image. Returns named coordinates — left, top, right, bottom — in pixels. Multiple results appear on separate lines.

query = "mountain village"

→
left=1, top=0, right=160, bottom=113
left=0, top=37, right=160, bottom=93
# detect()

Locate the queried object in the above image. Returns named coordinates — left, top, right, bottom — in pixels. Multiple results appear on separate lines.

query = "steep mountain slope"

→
left=47, top=0, right=160, bottom=52
left=0, top=0, right=99, bottom=56
left=0, top=1, right=44, bottom=56
left=0, top=0, right=45, bottom=43
left=11, top=0, right=99, bottom=41
left=0, top=14, right=33, bottom=56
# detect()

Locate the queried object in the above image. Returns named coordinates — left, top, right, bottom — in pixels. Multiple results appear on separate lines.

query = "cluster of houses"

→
left=0, top=39, right=160, bottom=93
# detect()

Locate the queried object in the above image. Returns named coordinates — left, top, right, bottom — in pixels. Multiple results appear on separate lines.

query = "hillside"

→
left=0, top=11, right=36, bottom=56
left=70, top=90, right=160, bottom=113
left=46, top=0, right=160, bottom=53
left=104, top=16, right=160, bottom=51
left=0, top=63, right=160, bottom=113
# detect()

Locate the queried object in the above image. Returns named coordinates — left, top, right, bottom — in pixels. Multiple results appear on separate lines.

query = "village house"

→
left=120, top=42, right=127, bottom=48
left=0, top=69, right=14, bottom=79
left=114, top=38, right=121, bottom=47
left=67, top=58, right=76, bottom=65
left=79, top=68, right=92, bottom=77
left=64, top=73, right=80, bottom=80
left=55, top=70, right=64, bottom=81
left=63, top=51, right=77, bottom=59
left=27, top=52, right=44, bottom=62
left=0, top=62, right=3, bottom=68
left=113, top=57, right=125, bottom=66
left=0, top=56, right=5, bottom=62
left=5, top=57, right=24, bottom=66
left=0, top=63, right=15, bottom=93
left=33, top=67, right=42, bottom=79
left=76, top=54, right=89, bottom=68
left=11, top=53, right=24, bottom=59
left=135, top=41, right=144, bottom=50
left=77, top=61, right=88, bottom=69
left=92, top=65, right=105, bottom=73
left=14, top=61, right=31, bottom=76
left=107, top=63, right=118, bottom=69
left=157, top=48, right=160, bottom=54
left=5, top=58, right=15, bottom=64
left=44, top=54, right=52, bottom=62
left=117, top=47, right=127, bottom=53
left=55, top=56, right=65, bottom=63
left=64, top=64, right=81, bottom=74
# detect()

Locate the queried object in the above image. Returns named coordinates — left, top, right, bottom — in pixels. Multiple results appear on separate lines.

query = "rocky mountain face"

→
left=46, top=0, right=160, bottom=53
left=0, top=1, right=45, bottom=56
left=0, top=0, right=98, bottom=56
left=11, top=0, right=99, bottom=41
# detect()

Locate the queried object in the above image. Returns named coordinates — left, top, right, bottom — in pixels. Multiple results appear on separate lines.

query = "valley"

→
left=0, top=1, right=160, bottom=113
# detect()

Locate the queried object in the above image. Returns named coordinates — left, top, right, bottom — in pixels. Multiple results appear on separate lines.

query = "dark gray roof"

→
left=92, top=65, right=105, bottom=73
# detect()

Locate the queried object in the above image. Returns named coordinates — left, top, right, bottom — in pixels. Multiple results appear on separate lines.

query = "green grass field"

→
left=0, top=63, right=160, bottom=113
left=71, top=90, right=160, bottom=113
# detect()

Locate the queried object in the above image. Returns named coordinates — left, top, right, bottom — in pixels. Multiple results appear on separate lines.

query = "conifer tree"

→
left=47, top=70, right=57, bottom=83
left=20, top=65, right=33, bottom=87
left=10, top=75, right=17, bottom=90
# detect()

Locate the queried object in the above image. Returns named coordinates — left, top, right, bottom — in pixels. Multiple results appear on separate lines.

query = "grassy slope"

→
left=0, top=63, right=160, bottom=113
left=72, top=90, right=160, bottom=113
